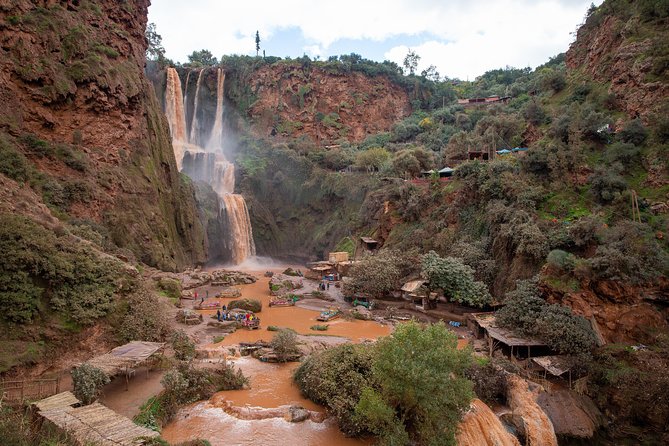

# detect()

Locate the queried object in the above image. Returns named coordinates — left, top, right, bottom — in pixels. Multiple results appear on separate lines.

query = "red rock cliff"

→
left=247, top=64, right=411, bottom=143
left=0, top=0, right=206, bottom=270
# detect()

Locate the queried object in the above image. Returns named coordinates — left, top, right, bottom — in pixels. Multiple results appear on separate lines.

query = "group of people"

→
left=216, top=307, right=256, bottom=323
left=319, top=281, right=331, bottom=291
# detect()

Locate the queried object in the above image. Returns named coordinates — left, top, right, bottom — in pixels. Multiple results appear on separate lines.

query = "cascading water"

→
left=164, top=68, right=188, bottom=170
left=164, top=67, right=256, bottom=265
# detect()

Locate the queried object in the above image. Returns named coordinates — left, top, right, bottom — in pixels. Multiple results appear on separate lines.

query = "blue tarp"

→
left=496, top=149, right=512, bottom=155
left=512, top=147, right=529, bottom=152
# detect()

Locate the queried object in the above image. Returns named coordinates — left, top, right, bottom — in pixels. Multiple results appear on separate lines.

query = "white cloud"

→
left=149, top=0, right=601, bottom=79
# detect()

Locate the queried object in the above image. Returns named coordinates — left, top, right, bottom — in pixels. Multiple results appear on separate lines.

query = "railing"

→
left=1, top=377, right=60, bottom=403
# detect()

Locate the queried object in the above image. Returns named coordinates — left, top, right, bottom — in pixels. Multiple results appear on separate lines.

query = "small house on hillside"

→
left=360, top=237, right=379, bottom=251
left=457, top=96, right=511, bottom=107
left=438, top=167, right=454, bottom=178
left=468, top=313, right=549, bottom=359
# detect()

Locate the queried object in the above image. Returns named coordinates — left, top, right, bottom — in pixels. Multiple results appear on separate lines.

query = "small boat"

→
left=269, top=295, right=299, bottom=307
left=241, top=318, right=260, bottom=330
left=193, top=301, right=221, bottom=310
left=317, top=307, right=341, bottom=322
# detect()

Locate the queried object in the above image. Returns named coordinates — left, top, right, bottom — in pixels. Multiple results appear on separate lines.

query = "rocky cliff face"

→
left=246, top=64, right=411, bottom=143
left=0, top=0, right=206, bottom=270
left=566, top=7, right=669, bottom=121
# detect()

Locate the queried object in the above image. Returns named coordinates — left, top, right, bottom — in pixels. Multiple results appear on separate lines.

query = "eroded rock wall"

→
left=0, top=0, right=206, bottom=270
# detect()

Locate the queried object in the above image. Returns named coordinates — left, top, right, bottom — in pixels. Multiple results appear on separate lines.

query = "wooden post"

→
left=488, top=335, right=493, bottom=357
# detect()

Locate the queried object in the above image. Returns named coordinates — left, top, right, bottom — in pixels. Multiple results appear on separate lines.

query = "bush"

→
left=228, top=298, right=262, bottom=313
left=116, top=285, right=172, bottom=343
left=294, top=344, right=377, bottom=436
left=618, top=119, right=648, bottom=145
left=270, top=329, right=300, bottom=362
left=590, top=167, right=627, bottom=203
left=356, top=322, right=473, bottom=446
left=0, top=134, right=32, bottom=182
left=603, top=141, right=641, bottom=166
left=497, top=278, right=596, bottom=354
left=465, top=360, right=507, bottom=404
left=159, top=361, right=248, bottom=423
left=171, top=330, right=195, bottom=361
left=0, top=214, right=123, bottom=325
left=72, top=363, right=110, bottom=404
left=421, top=251, right=492, bottom=307
left=546, top=249, right=576, bottom=272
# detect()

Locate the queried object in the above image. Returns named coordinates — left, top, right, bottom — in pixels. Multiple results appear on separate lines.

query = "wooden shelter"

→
left=360, top=237, right=379, bottom=250
left=78, top=341, right=165, bottom=389
left=532, top=355, right=576, bottom=387
left=34, top=392, right=158, bottom=445
left=328, top=251, right=349, bottom=263
left=469, top=313, right=547, bottom=359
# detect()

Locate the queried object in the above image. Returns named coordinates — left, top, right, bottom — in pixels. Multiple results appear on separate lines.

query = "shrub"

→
left=546, top=249, right=576, bottom=272
left=346, top=249, right=413, bottom=299
left=465, top=360, right=507, bottom=404
left=618, top=119, right=648, bottom=145
left=603, top=141, right=641, bottom=166
left=421, top=251, right=492, bottom=307
left=227, top=298, right=262, bottom=313
left=0, top=135, right=32, bottom=182
left=72, top=363, right=110, bottom=404
left=116, top=285, right=172, bottom=343
left=497, top=278, right=596, bottom=354
left=159, top=361, right=247, bottom=423
left=171, top=330, right=195, bottom=361
left=270, top=329, right=300, bottom=362
left=590, top=167, right=627, bottom=203
left=356, top=322, right=473, bottom=446
left=524, top=101, right=547, bottom=125
left=294, top=343, right=377, bottom=436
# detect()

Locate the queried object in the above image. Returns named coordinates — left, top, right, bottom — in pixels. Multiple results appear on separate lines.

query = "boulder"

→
left=228, top=298, right=262, bottom=313
left=286, top=405, right=310, bottom=423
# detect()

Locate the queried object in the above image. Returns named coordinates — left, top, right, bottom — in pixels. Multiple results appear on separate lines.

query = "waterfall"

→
left=164, top=67, right=188, bottom=170
left=220, top=194, right=256, bottom=264
left=165, top=66, right=256, bottom=265
left=207, top=68, right=225, bottom=150
left=189, top=69, right=204, bottom=147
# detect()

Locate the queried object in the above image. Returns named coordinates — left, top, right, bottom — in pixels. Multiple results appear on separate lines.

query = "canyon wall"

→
left=0, top=0, right=206, bottom=271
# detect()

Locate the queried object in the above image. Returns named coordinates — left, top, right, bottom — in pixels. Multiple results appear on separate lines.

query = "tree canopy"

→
left=420, top=251, right=492, bottom=307
left=354, top=321, right=474, bottom=445
left=187, top=49, right=218, bottom=67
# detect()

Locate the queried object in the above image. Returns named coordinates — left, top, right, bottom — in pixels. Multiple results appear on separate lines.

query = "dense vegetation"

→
left=294, top=322, right=473, bottom=445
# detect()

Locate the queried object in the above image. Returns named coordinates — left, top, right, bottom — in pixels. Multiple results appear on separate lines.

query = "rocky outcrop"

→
left=537, top=388, right=605, bottom=439
left=566, top=10, right=669, bottom=121
left=246, top=64, right=411, bottom=143
left=456, top=399, right=521, bottom=446
left=0, top=0, right=206, bottom=270
left=506, top=375, right=558, bottom=446
left=543, top=278, right=669, bottom=344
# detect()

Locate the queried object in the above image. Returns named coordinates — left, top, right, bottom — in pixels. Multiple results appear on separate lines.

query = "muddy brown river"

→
left=162, top=265, right=390, bottom=445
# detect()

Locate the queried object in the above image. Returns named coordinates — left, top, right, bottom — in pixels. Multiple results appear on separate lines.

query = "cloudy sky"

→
left=148, top=0, right=602, bottom=80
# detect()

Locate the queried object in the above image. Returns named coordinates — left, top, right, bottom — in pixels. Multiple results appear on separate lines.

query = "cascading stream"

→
left=164, top=67, right=256, bottom=265
left=164, top=67, right=188, bottom=170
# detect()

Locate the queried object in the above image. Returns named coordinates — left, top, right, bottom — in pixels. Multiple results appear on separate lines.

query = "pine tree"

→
left=255, top=30, right=261, bottom=56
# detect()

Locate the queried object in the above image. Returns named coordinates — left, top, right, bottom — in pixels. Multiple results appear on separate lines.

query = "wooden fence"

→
left=1, top=377, right=60, bottom=403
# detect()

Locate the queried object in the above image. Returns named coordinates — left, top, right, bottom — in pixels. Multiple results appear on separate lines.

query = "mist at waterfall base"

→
left=165, top=67, right=265, bottom=267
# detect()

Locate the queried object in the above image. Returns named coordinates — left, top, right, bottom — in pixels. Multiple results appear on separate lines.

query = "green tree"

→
left=145, top=22, right=165, bottom=62
left=355, top=147, right=390, bottom=172
left=255, top=30, right=261, bottom=56
left=270, top=329, right=300, bottom=362
left=187, top=49, right=218, bottom=67
left=355, top=322, right=474, bottom=445
left=403, top=49, right=420, bottom=75
left=345, top=250, right=412, bottom=299
left=420, top=251, right=492, bottom=307
left=392, top=150, right=421, bottom=178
